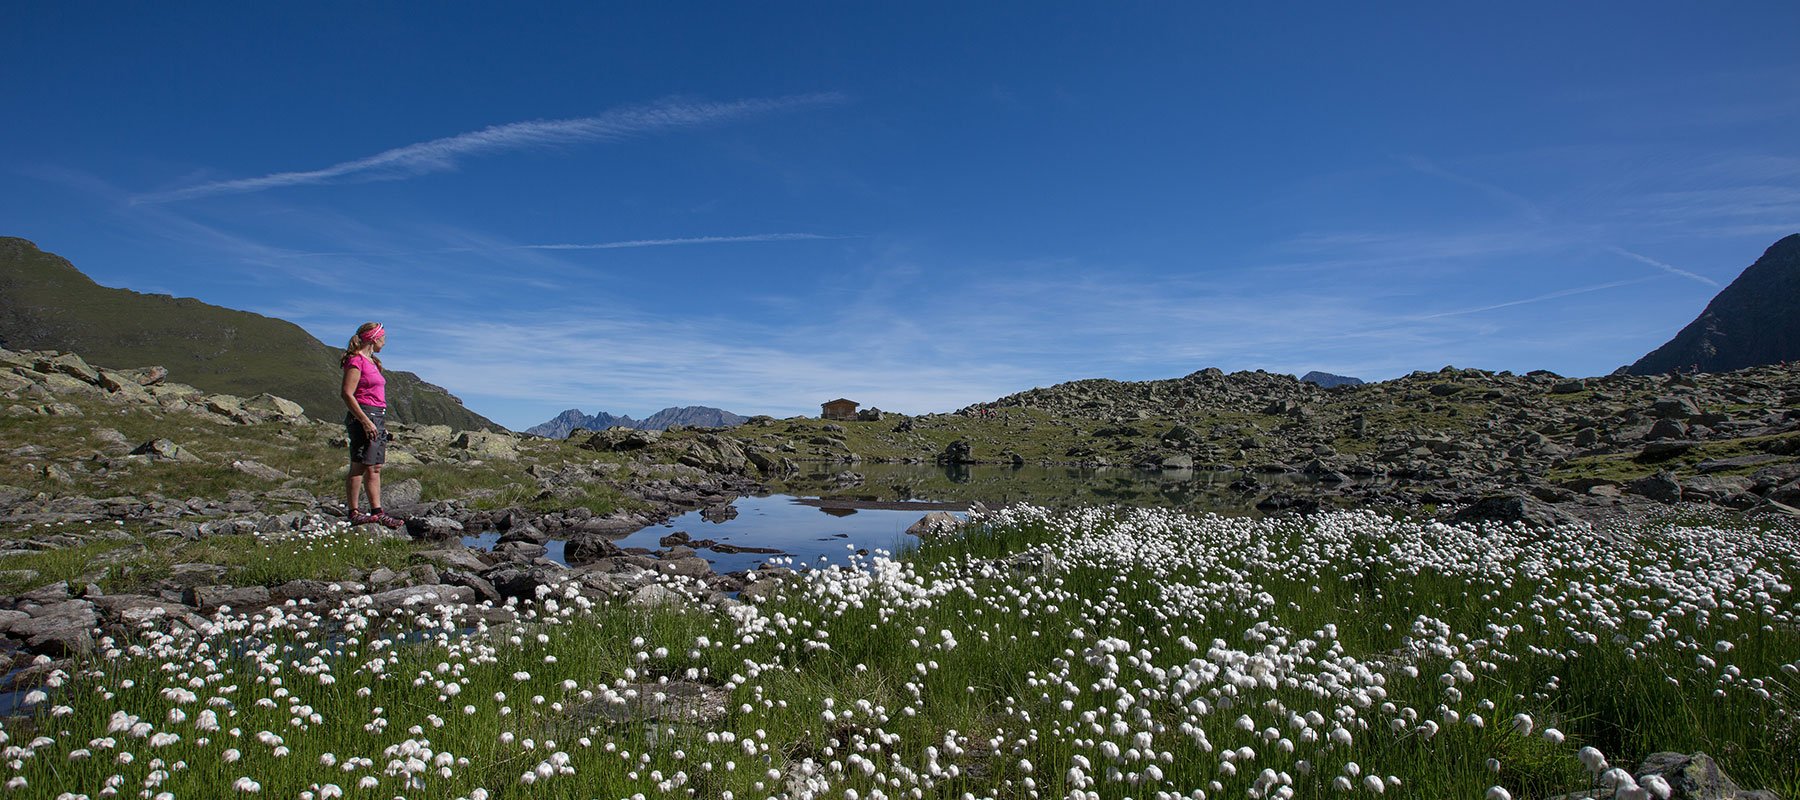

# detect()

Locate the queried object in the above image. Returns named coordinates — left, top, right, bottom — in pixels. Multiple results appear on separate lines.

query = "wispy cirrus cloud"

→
left=517, top=233, right=850, bottom=251
left=273, top=232, right=850, bottom=259
left=1605, top=246, right=1720, bottom=287
left=1398, top=155, right=1549, bottom=224
left=133, top=93, right=846, bottom=203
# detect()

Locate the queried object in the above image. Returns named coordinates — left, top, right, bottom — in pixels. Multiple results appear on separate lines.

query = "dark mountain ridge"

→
left=526, top=406, right=748, bottom=438
left=1299, top=371, right=1364, bottom=388
left=0, top=237, right=500, bottom=431
left=1623, top=233, right=1800, bottom=375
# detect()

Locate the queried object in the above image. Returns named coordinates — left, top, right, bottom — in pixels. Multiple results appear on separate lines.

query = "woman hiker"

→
left=341, top=322, right=405, bottom=528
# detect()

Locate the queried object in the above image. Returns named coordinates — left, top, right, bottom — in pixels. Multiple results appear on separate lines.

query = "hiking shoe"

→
left=370, top=512, right=406, bottom=529
left=349, top=511, right=377, bottom=526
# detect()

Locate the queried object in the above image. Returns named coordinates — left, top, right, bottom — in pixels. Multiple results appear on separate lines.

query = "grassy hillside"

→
left=0, top=237, right=500, bottom=430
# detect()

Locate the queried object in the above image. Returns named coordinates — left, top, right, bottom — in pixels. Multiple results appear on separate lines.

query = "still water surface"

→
left=465, top=462, right=1317, bottom=573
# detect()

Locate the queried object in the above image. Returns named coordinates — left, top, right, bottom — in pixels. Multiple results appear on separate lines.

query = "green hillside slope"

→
left=0, top=237, right=500, bottom=431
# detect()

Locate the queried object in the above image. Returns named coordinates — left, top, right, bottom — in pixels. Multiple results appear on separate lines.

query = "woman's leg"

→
left=345, top=463, right=366, bottom=515
left=364, top=464, right=383, bottom=510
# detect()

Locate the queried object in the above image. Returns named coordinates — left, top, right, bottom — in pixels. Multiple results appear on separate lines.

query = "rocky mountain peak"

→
left=1624, top=233, right=1800, bottom=375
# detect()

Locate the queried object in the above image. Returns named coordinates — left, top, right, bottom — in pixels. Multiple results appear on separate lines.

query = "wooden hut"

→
left=820, top=398, right=859, bottom=421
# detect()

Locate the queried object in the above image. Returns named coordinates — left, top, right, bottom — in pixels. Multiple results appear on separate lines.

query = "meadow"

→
left=2, top=505, right=1795, bottom=800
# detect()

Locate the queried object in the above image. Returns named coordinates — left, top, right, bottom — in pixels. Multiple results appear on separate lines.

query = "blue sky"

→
left=4, top=4, right=1798, bottom=430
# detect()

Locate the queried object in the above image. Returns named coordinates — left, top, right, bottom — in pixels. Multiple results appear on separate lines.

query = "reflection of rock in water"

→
left=700, top=503, right=739, bottom=523
left=817, top=506, right=858, bottom=517
left=942, top=463, right=971, bottom=484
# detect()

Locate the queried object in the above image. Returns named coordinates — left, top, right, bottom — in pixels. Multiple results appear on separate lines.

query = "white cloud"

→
left=133, top=93, right=846, bottom=203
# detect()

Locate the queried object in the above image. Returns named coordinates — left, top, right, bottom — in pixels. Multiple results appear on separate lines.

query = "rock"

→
left=182, top=585, right=272, bottom=613
left=1631, top=751, right=1777, bottom=800
left=9, top=600, right=98, bottom=656
left=240, top=393, right=306, bottom=420
left=418, top=548, right=491, bottom=573
left=495, top=524, right=547, bottom=545
left=656, top=556, right=713, bottom=579
left=936, top=440, right=975, bottom=465
left=907, top=511, right=963, bottom=539
left=381, top=478, right=423, bottom=510
left=131, top=438, right=201, bottom=463
left=404, top=516, right=464, bottom=542
left=440, top=570, right=501, bottom=605
left=230, top=459, right=291, bottom=481
left=1646, top=418, right=1690, bottom=440
left=1651, top=396, right=1702, bottom=419
left=18, top=581, right=72, bottom=604
left=485, top=566, right=565, bottom=601
left=368, top=584, right=476, bottom=614
left=1160, top=454, right=1194, bottom=470
left=565, top=533, right=626, bottom=565
left=627, top=583, right=685, bottom=609
left=452, top=431, right=518, bottom=460
left=33, top=353, right=99, bottom=384
left=116, top=365, right=168, bottom=386
left=1627, top=471, right=1683, bottom=504
left=571, top=516, right=641, bottom=536
left=580, top=428, right=662, bottom=452
left=1681, top=475, right=1752, bottom=503
left=746, top=449, right=800, bottom=476
left=203, top=394, right=245, bottom=418
left=1551, top=379, right=1586, bottom=394
left=271, top=580, right=343, bottom=603
left=1451, top=494, right=1584, bottom=528
left=492, top=541, right=548, bottom=563
left=1696, top=454, right=1784, bottom=473
left=675, top=435, right=749, bottom=473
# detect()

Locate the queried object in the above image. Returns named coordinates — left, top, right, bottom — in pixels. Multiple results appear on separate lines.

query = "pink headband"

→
left=360, top=325, right=385, bottom=342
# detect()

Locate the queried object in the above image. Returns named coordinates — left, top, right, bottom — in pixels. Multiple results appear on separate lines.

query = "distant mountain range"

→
left=1623, top=233, right=1800, bottom=375
left=525, top=406, right=749, bottom=438
left=0, top=237, right=500, bottom=431
left=1299, top=371, right=1364, bottom=388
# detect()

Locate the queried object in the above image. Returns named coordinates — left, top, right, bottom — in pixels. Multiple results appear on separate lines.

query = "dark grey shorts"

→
left=346, top=405, right=387, bottom=465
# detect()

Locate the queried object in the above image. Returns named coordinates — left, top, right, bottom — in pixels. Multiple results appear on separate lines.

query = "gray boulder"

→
left=230, top=459, right=291, bottom=481
left=452, top=431, right=518, bottom=460
left=131, top=438, right=201, bottom=463
left=907, top=511, right=964, bottom=539
left=368, top=584, right=476, bottom=614
left=404, top=515, right=464, bottom=542
left=1451, top=494, right=1584, bottom=529
left=1627, top=471, right=1683, bottom=504
left=183, top=585, right=272, bottom=613
left=5, top=599, right=98, bottom=656
left=565, top=533, right=626, bottom=565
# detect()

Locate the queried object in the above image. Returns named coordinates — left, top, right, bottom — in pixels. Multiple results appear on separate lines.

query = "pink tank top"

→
left=345, top=354, right=387, bottom=408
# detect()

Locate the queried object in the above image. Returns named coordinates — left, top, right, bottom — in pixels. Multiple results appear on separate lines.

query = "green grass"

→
left=1549, top=431, right=1799, bottom=484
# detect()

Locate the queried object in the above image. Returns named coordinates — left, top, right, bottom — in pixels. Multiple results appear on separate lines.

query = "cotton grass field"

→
left=3, top=506, right=1796, bottom=800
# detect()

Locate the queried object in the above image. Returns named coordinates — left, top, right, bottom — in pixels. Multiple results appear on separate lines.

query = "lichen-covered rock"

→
left=452, top=430, right=518, bottom=460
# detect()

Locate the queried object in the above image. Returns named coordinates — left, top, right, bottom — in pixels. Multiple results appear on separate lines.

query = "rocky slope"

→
left=0, top=237, right=500, bottom=431
left=1624, top=233, right=1800, bottom=375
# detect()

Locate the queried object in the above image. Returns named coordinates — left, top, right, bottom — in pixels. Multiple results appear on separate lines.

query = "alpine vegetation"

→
left=3, top=507, right=1796, bottom=799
